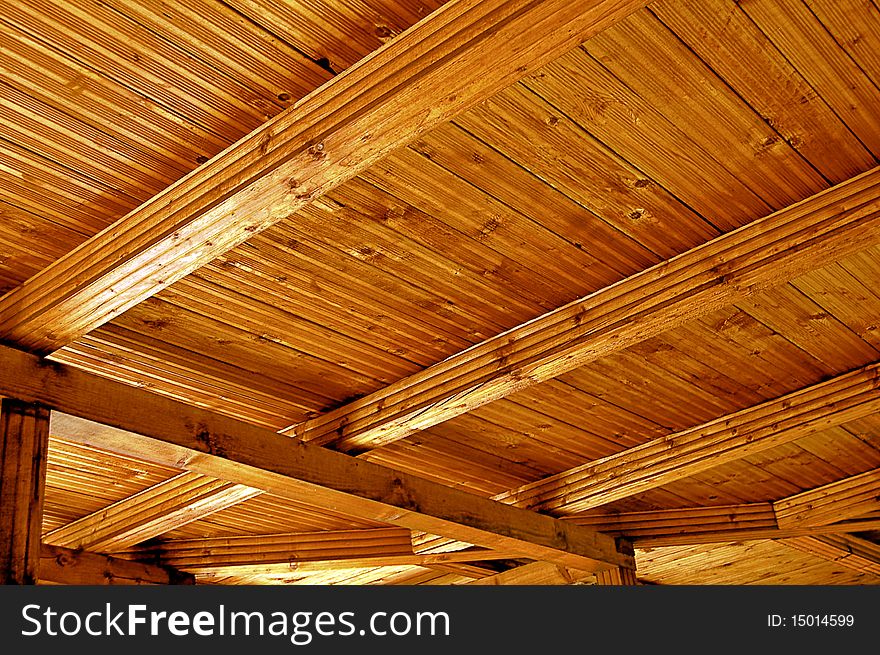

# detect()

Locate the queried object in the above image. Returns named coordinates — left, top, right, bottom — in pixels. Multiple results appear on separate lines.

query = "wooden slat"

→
left=43, top=471, right=261, bottom=551
left=0, top=0, right=647, bottom=354
left=493, top=362, right=880, bottom=514
left=782, top=534, right=880, bottom=576
left=0, top=398, right=50, bottom=584
left=774, top=468, right=880, bottom=528
left=290, top=168, right=880, bottom=452
left=39, top=543, right=194, bottom=585
left=468, top=561, right=593, bottom=585
left=0, top=349, right=633, bottom=572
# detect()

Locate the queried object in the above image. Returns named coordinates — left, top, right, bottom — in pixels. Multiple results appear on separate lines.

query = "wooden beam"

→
left=774, top=467, right=880, bottom=528
left=1, top=349, right=632, bottom=572
left=782, top=534, right=880, bottom=576
left=39, top=544, right=194, bottom=585
left=43, top=471, right=261, bottom=551
left=0, top=398, right=50, bottom=584
left=288, top=168, right=880, bottom=452
left=567, top=504, right=880, bottom=548
left=595, top=567, right=638, bottom=585
left=492, top=363, right=880, bottom=514
left=121, top=529, right=521, bottom=575
left=0, top=0, right=647, bottom=355
left=468, top=561, right=593, bottom=585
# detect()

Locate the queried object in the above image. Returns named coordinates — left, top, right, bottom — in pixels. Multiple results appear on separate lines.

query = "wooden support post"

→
left=0, top=397, right=50, bottom=584
left=595, top=567, right=639, bottom=585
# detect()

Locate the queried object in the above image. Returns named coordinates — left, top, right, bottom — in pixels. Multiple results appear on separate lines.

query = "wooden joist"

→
left=0, top=398, right=50, bottom=584
left=568, top=504, right=880, bottom=548
left=492, top=363, right=880, bottom=514
left=43, top=471, right=261, bottom=552
left=774, top=467, right=880, bottom=528
left=0, top=0, right=647, bottom=354
left=3, top=349, right=633, bottom=572
left=125, top=529, right=517, bottom=575
left=468, top=561, right=593, bottom=585
left=39, top=544, right=194, bottom=585
left=288, top=168, right=880, bottom=452
left=782, top=534, right=880, bottom=576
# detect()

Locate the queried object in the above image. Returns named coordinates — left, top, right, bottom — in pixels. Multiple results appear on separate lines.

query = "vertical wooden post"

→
left=595, top=567, right=639, bottom=585
left=0, top=398, right=51, bottom=584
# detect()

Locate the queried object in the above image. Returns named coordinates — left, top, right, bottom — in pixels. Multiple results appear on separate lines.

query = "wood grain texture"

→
left=468, top=560, right=593, bottom=585
left=0, top=350, right=633, bottom=572
left=290, top=168, right=880, bottom=452
left=782, top=534, right=880, bottom=576
left=0, top=398, right=50, bottom=584
left=774, top=467, right=880, bottom=528
left=39, top=543, right=194, bottom=585
left=0, top=0, right=647, bottom=354
left=43, top=471, right=261, bottom=551
left=492, top=362, right=880, bottom=514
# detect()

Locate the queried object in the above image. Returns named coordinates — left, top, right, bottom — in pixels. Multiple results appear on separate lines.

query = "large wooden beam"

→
left=774, top=467, right=880, bottom=528
left=289, top=168, right=880, bottom=452
left=1, top=347, right=632, bottom=572
left=0, top=398, right=50, bottom=584
left=493, top=363, right=880, bottom=514
left=39, top=544, right=194, bottom=585
left=44, top=471, right=261, bottom=552
left=594, top=567, right=638, bottom=585
left=0, top=0, right=646, bottom=355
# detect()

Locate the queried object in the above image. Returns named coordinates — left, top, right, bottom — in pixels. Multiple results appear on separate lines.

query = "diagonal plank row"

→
left=0, top=0, right=647, bottom=354
left=289, top=167, right=880, bottom=452
left=0, top=344, right=633, bottom=573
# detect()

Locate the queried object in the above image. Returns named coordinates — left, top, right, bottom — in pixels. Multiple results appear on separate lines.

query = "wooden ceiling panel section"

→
left=2, top=0, right=880, bottom=585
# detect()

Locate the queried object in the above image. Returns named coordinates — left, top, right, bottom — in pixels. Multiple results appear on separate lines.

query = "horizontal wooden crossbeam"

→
left=39, top=544, right=194, bottom=585
left=1, top=348, right=632, bottom=572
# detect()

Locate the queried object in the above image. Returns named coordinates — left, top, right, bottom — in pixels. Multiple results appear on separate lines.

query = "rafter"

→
left=43, top=471, right=261, bottom=552
left=0, top=0, right=647, bottom=355
left=468, top=561, right=593, bottom=585
left=122, top=529, right=517, bottom=576
left=782, top=534, right=880, bottom=576
left=774, top=467, right=880, bottom=528
left=492, top=363, right=880, bottom=514
left=1, top=349, right=632, bottom=572
left=288, top=168, right=880, bottom=452
left=39, top=544, right=194, bottom=585
left=568, top=503, right=880, bottom=548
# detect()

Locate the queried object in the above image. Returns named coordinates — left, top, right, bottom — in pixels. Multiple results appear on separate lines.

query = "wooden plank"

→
left=0, top=349, right=632, bottom=572
left=774, top=468, right=880, bottom=528
left=0, top=397, right=50, bottom=584
left=468, top=561, right=593, bottom=585
left=43, top=471, right=261, bottom=552
left=0, top=0, right=648, bottom=354
left=289, top=168, right=880, bottom=452
left=492, top=362, right=880, bottom=514
left=39, top=543, right=194, bottom=585
left=782, top=534, right=880, bottom=576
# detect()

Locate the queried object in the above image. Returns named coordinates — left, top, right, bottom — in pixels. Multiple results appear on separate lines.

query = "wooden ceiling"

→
left=1, top=0, right=880, bottom=584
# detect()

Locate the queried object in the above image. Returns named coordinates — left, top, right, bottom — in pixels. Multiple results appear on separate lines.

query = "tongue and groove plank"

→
left=0, top=347, right=633, bottom=573
left=0, top=0, right=648, bottom=354
left=288, top=168, right=880, bottom=452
